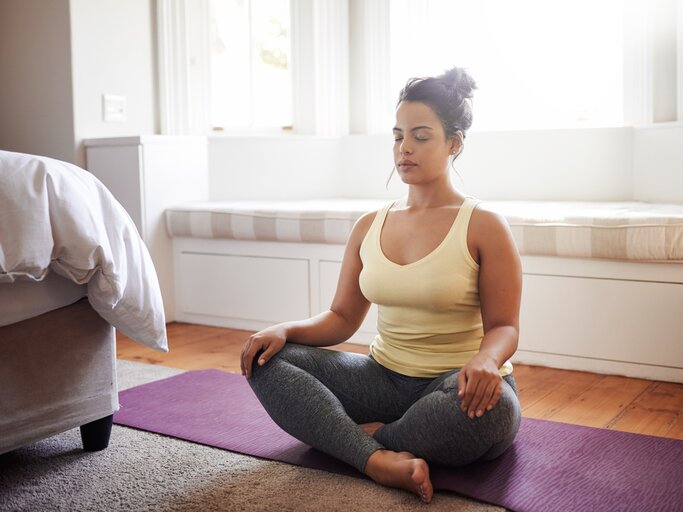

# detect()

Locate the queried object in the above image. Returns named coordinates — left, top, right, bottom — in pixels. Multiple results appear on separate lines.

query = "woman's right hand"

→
left=240, top=325, right=288, bottom=379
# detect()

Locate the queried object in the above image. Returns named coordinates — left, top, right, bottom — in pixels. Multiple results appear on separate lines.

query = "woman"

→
left=240, top=67, right=522, bottom=504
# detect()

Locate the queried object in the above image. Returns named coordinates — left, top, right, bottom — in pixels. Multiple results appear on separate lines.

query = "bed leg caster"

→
left=80, top=414, right=114, bottom=451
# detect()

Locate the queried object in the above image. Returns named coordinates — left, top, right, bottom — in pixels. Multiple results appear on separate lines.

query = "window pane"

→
left=210, top=0, right=291, bottom=129
left=389, top=0, right=624, bottom=131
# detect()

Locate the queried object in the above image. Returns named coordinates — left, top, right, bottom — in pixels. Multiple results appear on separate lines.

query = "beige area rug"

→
left=0, top=360, right=506, bottom=512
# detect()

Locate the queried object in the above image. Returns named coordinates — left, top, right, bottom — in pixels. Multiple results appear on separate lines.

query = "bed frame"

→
left=0, top=298, right=118, bottom=454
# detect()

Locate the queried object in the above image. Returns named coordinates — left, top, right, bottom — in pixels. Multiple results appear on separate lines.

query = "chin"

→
left=397, top=172, right=422, bottom=185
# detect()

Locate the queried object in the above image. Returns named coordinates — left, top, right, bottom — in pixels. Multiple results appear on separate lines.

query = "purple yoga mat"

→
left=114, top=369, right=683, bottom=512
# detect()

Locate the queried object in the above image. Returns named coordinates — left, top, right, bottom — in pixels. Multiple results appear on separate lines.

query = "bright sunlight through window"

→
left=389, top=0, right=624, bottom=131
left=210, top=0, right=291, bottom=131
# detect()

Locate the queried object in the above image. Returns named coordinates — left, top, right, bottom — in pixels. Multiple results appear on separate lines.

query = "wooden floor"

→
left=117, top=322, right=683, bottom=441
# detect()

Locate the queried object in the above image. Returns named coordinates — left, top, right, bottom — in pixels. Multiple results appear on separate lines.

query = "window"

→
left=389, top=0, right=625, bottom=131
left=209, top=0, right=291, bottom=130
left=160, top=0, right=676, bottom=135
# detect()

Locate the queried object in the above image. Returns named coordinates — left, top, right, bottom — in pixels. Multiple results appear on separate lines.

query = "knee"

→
left=479, top=394, right=521, bottom=461
left=479, top=384, right=521, bottom=458
left=489, top=383, right=521, bottom=428
left=248, top=346, right=278, bottom=383
left=249, top=342, right=298, bottom=381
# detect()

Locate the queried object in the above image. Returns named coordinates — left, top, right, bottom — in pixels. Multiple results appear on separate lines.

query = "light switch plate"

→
left=103, top=94, right=127, bottom=122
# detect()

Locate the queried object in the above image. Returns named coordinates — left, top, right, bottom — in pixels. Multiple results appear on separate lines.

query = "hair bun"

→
left=397, top=66, right=477, bottom=136
left=440, top=67, right=477, bottom=103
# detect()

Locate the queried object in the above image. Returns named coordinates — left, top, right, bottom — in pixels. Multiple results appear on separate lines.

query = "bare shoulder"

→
left=347, top=210, right=378, bottom=247
left=468, top=202, right=518, bottom=261
left=470, top=203, right=509, bottom=233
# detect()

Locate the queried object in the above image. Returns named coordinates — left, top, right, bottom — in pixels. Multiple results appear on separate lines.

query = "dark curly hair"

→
left=397, top=67, right=477, bottom=139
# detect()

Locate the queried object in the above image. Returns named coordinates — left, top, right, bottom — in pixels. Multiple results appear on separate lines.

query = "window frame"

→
left=157, top=0, right=680, bottom=136
left=157, top=0, right=350, bottom=136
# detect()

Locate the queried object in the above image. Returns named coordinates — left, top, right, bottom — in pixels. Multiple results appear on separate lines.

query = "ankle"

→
left=364, top=449, right=388, bottom=477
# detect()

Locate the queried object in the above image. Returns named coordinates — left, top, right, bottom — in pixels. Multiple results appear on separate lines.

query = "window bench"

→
left=167, top=199, right=683, bottom=383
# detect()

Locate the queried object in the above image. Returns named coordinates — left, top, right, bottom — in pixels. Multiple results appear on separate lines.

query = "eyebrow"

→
left=392, top=125, right=435, bottom=133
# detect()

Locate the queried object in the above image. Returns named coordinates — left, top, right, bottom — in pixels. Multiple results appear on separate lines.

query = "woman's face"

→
left=393, top=101, right=459, bottom=185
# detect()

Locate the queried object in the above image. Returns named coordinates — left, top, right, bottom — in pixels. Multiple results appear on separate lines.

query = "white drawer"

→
left=520, top=274, right=683, bottom=368
left=177, top=252, right=310, bottom=322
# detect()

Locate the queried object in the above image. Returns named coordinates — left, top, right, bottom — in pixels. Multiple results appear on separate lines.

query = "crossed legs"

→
left=247, top=343, right=521, bottom=501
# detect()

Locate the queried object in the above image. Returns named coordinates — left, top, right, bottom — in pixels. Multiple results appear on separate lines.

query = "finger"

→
left=244, top=343, right=261, bottom=379
left=242, top=348, right=251, bottom=378
left=485, top=381, right=504, bottom=411
left=466, top=378, right=486, bottom=418
left=463, top=376, right=483, bottom=417
left=458, top=370, right=471, bottom=410
left=240, top=344, right=248, bottom=376
left=257, top=345, right=276, bottom=367
left=240, top=338, right=256, bottom=376
left=457, top=369, right=467, bottom=401
left=472, top=380, right=497, bottom=418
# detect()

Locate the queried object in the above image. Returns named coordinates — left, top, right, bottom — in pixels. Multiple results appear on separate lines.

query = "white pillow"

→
left=0, top=150, right=168, bottom=351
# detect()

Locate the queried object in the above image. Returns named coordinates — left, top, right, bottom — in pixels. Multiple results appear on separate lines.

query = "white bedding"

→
left=0, top=272, right=87, bottom=327
left=0, top=150, right=167, bottom=351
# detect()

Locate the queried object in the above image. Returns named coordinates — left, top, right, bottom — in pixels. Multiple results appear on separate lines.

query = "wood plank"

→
left=666, top=417, right=683, bottom=440
left=608, top=381, right=683, bottom=440
left=115, top=322, right=683, bottom=441
left=515, top=365, right=600, bottom=419
left=541, top=375, right=651, bottom=428
left=515, top=366, right=603, bottom=415
left=117, top=326, right=370, bottom=373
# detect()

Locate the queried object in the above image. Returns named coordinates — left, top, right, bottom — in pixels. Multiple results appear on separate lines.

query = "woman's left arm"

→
left=457, top=207, right=522, bottom=419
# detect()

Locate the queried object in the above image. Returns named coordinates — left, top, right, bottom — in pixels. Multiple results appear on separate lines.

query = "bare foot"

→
left=359, top=422, right=384, bottom=436
left=364, top=449, right=433, bottom=504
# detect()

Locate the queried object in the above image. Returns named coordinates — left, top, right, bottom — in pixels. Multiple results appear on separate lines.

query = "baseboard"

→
left=512, top=350, right=683, bottom=383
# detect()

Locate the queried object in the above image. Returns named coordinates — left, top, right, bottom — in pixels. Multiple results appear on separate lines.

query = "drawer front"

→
left=178, top=253, right=310, bottom=322
left=520, top=274, right=683, bottom=368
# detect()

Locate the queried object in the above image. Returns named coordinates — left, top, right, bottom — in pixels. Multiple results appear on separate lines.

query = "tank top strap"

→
left=448, top=196, right=481, bottom=268
left=455, top=196, right=481, bottom=228
left=373, top=201, right=394, bottom=234
left=361, top=200, right=395, bottom=255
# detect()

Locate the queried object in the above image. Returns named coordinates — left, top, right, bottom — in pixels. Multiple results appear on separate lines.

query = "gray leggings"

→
left=248, top=343, right=521, bottom=474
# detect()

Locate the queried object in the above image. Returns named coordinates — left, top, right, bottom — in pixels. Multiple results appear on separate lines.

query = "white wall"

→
left=456, top=128, right=633, bottom=201
left=0, top=0, right=76, bottom=163
left=70, top=0, right=158, bottom=168
left=340, top=128, right=633, bottom=201
left=633, top=123, right=683, bottom=203
left=339, top=134, right=404, bottom=198
left=208, top=127, right=638, bottom=202
left=208, top=136, right=343, bottom=200
left=0, top=0, right=158, bottom=168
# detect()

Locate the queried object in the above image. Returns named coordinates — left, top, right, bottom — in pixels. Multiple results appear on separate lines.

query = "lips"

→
left=398, top=160, right=416, bottom=168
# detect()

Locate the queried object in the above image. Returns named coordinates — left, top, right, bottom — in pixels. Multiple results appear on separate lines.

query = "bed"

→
left=0, top=149, right=168, bottom=454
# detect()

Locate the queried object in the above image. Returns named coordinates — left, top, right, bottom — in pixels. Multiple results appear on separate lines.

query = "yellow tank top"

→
left=359, top=197, right=513, bottom=378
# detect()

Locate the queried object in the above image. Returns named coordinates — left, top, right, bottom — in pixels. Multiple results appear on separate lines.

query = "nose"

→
left=400, top=139, right=413, bottom=155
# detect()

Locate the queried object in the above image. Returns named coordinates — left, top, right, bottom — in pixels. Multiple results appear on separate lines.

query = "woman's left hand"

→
left=456, top=354, right=503, bottom=419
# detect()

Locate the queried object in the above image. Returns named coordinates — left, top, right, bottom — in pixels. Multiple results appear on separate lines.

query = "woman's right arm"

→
left=240, top=211, right=376, bottom=378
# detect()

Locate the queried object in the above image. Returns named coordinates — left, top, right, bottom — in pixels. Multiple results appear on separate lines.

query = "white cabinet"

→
left=85, top=136, right=209, bottom=321
left=172, top=238, right=382, bottom=344
left=178, top=252, right=311, bottom=323
left=515, top=256, right=683, bottom=381
left=172, top=237, right=683, bottom=381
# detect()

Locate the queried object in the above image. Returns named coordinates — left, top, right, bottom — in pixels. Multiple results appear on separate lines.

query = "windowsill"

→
left=207, top=132, right=344, bottom=141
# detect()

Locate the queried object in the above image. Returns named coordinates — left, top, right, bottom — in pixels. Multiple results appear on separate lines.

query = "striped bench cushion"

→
left=166, top=199, right=683, bottom=262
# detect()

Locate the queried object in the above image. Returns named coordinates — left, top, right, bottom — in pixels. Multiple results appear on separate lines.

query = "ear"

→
left=449, top=131, right=464, bottom=156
